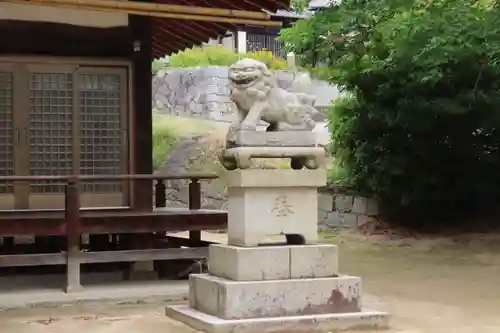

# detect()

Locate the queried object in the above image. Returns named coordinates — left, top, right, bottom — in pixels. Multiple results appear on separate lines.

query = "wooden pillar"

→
left=189, top=178, right=202, bottom=246
left=154, top=179, right=166, bottom=208
left=125, top=12, right=157, bottom=281
left=65, top=179, right=82, bottom=292
left=130, top=12, right=153, bottom=211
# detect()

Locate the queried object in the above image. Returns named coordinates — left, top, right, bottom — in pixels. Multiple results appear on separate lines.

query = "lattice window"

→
left=29, top=72, right=73, bottom=193
left=78, top=73, right=123, bottom=192
left=0, top=72, right=14, bottom=194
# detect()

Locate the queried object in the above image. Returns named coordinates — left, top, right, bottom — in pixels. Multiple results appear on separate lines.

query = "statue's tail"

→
left=288, top=72, right=325, bottom=122
left=288, top=71, right=317, bottom=107
left=295, top=93, right=316, bottom=107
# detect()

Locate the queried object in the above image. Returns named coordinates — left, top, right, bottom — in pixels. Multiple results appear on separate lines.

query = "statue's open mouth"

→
left=230, top=76, right=257, bottom=86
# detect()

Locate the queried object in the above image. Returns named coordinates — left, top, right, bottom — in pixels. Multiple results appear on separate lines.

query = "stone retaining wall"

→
left=317, top=191, right=379, bottom=228
left=152, top=66, right=339, bottom=122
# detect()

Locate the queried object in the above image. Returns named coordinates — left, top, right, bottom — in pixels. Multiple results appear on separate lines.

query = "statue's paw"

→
left=235, top=154, right=252, bottom=169
left=240, top=122, right=257, bottom=131
left=219, top=155, right=238, bottom=170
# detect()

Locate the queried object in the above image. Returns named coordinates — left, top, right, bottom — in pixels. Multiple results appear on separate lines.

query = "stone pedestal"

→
left=166, top=168, right=389, bottom=333
left=223, top=169, right=324, bottom=247
left=166, top=243, right=389, bottom=333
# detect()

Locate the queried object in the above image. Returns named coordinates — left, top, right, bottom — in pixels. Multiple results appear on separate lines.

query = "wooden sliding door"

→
left=0, top=59, right=130, bottom=210
left=75, top=67, right=129, bottom=208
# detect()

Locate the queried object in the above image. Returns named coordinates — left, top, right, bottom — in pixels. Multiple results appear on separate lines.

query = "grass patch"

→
left=152, top=114, right=230, bottom=171
left=152, top=115, right=177, bottom=170
left=326, top=158, right=350, bottom=185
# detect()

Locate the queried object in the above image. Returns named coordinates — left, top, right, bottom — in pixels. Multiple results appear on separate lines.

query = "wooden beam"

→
left=0, top=20, right=129, bottom=57
left=11, top=0, right=272, bottom=20
left=155, top=24, right=203, bottom=46
left=0, top=210, right=227, bottom=236
left=155, top=20, right=203, bottom=46
left=168, top=0, right=264, bottom=13
left=0, top=253, right=65, bottom=267
left=151, top=31, right=178, bottom=54
left=152, top=35, right=187, bottom=54
left=152, top=40, right=172, bottom=57
left=155, top=25, right=196, bottom=49
left=174, top=0, right=237, bottom=31
left=179, top=19, right=226, bottom=39
left=77, top=247, right=208, bottom=264
left=156, top=20, right=210, bottom=45
left=0, top=248, right=210, bottom=266
left=7, top=0, right=282, bottom=26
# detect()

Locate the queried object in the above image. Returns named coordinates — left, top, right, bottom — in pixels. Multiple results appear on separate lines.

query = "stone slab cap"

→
left=208, top=243, right=338, bottom=281
left=166, top=304, right=390, bottom=333
left=232, top=130, right=316, bottom=147
left=188, top=274, right=362, bottom=320
left=219, top=146, right=327, bottom=170
left=221, top=169, right=327, bottom=188
left=222, top=146, right=325, bottom=159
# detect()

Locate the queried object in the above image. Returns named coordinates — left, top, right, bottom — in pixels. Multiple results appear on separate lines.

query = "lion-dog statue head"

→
left=228, top=58, right=274, bottom=100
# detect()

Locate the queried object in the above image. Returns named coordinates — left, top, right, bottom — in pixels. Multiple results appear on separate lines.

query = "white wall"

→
left=0, top=3, right=128, bottom=27
left=237, top=31, right=247, bottom=53
left=205, top=32, right=236, bottom=51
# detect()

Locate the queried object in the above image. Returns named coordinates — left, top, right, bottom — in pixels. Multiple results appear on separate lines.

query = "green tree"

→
left=290, top=0, right=309, bottom=12
left=280, top=0, right=500, bottom=225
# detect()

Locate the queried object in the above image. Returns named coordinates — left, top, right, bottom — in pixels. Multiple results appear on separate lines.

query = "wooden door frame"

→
left=75, top=65, right=130, bottom=208
left=23, top=63, right=77, bottom=209
left=0, top=62, right=16, bottom=209
left=0, top=57, right=133, bottom=210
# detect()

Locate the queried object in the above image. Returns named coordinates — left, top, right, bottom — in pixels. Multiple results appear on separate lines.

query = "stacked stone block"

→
left=318, top=192, right=379, bottom=229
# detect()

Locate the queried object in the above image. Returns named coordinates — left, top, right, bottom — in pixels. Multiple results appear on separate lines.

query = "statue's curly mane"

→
left=244, top=66, right=275, bottom=98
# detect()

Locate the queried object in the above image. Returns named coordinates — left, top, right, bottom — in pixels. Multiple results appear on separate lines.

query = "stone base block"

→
left=189, top=274, right=361, bottom=320
left=166, top=305, right=390, bottom=333
left=232, top=130, right=317, bottom=147
left=208, top=244, right=338, bottom=281
left=223, top=169, right=325, bottom=247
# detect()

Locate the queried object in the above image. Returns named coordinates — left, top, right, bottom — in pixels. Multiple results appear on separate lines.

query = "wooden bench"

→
left=0, top=174, right=227, bottom=292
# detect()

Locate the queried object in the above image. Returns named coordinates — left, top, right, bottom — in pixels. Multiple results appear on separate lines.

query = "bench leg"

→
left=189, top=231, right=202, bottom=247
left=2, top=237, right=14, bottom=253
left=65, top=247, right=82, bottom=293
left=89, top=234, right=110, bottom=251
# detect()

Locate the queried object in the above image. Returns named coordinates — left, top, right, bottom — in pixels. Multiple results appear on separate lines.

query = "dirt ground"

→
left=2, top=230, right=500, bottom=333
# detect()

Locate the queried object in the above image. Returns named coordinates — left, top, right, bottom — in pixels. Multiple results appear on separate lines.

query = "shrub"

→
left=244, top=49, right=289, bottom=70
left=152, top=57, right=170, bottom=74
left=282, top=0, right=500, bottom=224
left=152, top=45, right=290, bottom=71
left=168, top=45, right=240, bottom=68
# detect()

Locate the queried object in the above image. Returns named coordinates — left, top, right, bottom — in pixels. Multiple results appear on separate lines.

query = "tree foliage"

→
left=280, top=0, right=500, bottom=224
left=290, top=0, right=309, bottom=12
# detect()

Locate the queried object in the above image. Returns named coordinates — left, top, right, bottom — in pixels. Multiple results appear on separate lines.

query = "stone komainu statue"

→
left=227, top=58, right=318, bottom=133
left=219, top=59, right=326, bottom=171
